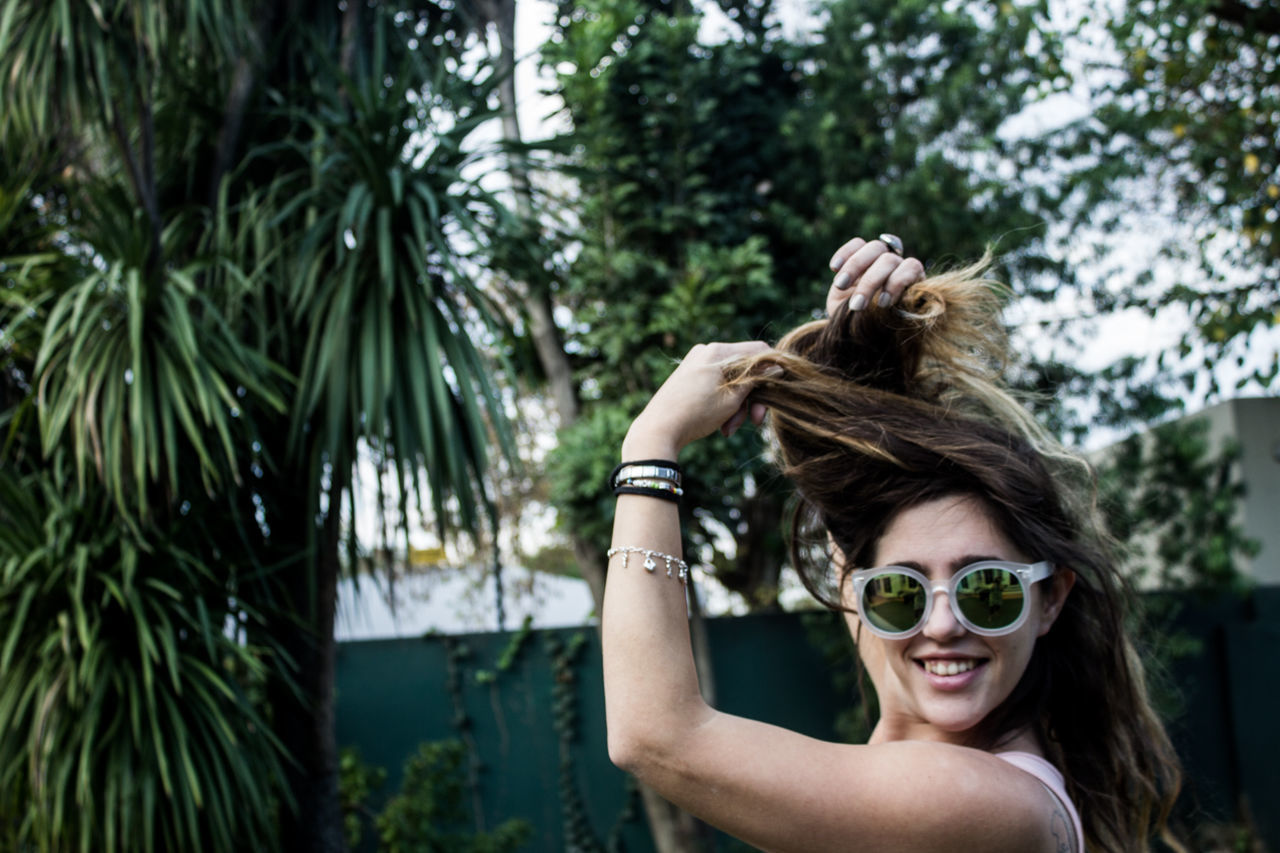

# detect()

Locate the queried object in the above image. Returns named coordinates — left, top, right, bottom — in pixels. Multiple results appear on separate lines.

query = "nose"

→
left=921, top=586, right=966, bottom=641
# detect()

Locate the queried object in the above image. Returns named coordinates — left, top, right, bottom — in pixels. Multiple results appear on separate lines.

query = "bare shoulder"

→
left=845, top=741, right=1069, bottom=853
left=988, top=751, right=1079, bottom=853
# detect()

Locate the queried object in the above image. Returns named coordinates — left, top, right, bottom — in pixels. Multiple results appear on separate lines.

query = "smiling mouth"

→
left=917, top=659, right=986, bottom=676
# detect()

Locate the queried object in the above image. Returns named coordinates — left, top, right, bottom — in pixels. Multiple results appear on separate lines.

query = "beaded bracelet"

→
left=606, top=546, right=689, bottom=583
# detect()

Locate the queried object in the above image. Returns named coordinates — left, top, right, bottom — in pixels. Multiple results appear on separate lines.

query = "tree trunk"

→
left=638, top=786, right=708, bottom=852
left=265, top=453, right=346, bottom=853
left=526, top=285, right=581, bottom=427
left=201, top=11, right=349, bottom=842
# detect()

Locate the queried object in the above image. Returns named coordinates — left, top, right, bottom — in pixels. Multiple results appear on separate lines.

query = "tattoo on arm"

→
left=1050, top=805, right=1072, bottom=853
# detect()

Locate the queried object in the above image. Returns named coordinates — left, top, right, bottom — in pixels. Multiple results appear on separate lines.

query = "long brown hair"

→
left=723, top=260, right=1183, bottom=852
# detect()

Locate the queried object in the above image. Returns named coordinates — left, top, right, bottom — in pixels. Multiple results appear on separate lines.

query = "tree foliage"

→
left=0, top=1, right=521, bottom=849
left=340, top=741, right=532, bottom=853
left=0, top=460, right=285, bottom=853
left=542, top=0, right=1071, bottom=607
left=1098, top=417, right=1258, bottom=592
left=1066, top=0, right=1280, bottom=393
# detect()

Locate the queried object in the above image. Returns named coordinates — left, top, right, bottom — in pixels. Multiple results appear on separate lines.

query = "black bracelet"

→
left=614, top=485, right=682, bottom=504
left=610, top=459, right=682, bottom=491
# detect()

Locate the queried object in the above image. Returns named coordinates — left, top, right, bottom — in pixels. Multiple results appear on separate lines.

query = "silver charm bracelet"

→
left=606, top=546, right=689, bottom=584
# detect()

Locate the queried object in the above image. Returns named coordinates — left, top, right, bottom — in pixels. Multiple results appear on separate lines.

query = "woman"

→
left=602, top=236, right=1183, bottom=852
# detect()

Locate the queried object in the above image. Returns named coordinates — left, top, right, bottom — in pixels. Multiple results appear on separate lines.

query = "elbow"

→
left=605, top=687, right=659, bottom=773
left=606, top=719, right=650, bottom=775
left=607, top=709, right=680, bottom=777
left=607, top=703, right=711, bottom=777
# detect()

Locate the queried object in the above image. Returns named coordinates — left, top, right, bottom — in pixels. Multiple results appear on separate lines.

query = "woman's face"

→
left=842, top=493, right=1071, bottom=744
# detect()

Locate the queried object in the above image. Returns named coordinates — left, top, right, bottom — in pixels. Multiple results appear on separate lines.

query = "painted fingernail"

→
left=849, top=293, right=867, bottom=311
left=877, top=292, right=892, bottom=308
left=833, top=272, right=851, bottom=290
left=828, top=253, right=843, bottom=271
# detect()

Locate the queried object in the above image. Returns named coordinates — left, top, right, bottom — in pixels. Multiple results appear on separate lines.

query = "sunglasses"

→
left=848, top=560, right=1055, bottom=639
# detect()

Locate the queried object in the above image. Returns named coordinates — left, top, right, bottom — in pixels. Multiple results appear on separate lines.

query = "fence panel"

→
left=1224, top=622, right=1280, bottom=849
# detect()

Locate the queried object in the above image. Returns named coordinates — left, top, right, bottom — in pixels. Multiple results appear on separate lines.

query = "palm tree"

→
left=0, top=2, right=519, bottom=850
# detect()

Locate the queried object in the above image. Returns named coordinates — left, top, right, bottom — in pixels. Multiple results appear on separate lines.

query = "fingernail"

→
left=849, top=293, right=866, bottom=311
left=877, top=292, right=892, bottom=308
left=828, top=253, right=843, bottom=271
left=833, top=272, right=851, bottom=290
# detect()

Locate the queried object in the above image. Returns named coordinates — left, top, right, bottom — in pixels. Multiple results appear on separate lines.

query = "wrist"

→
left=622, top=418, right=682, bottom=461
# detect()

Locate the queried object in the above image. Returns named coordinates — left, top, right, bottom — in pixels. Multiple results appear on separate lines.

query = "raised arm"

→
left=604, top=340, right=771, bottom=768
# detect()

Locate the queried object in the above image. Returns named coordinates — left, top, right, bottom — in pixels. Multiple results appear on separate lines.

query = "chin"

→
left=915, top=694, right=1001, bottom=735
left=925, top=710, right=988, bottom=735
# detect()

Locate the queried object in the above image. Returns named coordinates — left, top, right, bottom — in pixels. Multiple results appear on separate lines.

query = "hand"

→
left=623, top=341, right=774, bottom=460
left=825, top=236, right=925, bottom=317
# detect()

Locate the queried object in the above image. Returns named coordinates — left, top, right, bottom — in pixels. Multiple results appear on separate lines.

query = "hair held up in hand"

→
left=722, top=258, right=1183, bottom=853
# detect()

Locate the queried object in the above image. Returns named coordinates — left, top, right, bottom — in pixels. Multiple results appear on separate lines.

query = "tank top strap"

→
left=994, top=751, right=1084, bottom=853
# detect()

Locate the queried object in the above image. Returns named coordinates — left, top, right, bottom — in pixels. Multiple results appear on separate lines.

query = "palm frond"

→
left=0, top=460, right=287, bottom=852
left=0, top=0, right=247, bottom=146
left=24, top=188, right=287, bottom=521
left=267, top=8, right=517, bottom=541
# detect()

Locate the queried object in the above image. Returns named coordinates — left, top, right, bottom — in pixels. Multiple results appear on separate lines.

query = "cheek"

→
left=997, top=632, right=1038, bottom=676
left=845, top=614, right=880, bottom=664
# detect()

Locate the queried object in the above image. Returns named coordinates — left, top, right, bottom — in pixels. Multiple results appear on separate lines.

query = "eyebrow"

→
left=883, top=555, right=1005, bottom=575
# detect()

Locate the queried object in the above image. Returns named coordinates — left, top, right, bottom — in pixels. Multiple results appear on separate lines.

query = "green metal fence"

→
left=1152, top=587, right=1280, bottom=850
left=335, top=588, right=1279, bottom=851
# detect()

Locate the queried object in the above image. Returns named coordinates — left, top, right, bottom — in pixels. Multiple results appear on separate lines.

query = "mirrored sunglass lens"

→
left=862, top=572, right=926, bottom=634
left=955, top=568, right=1024, bottom=630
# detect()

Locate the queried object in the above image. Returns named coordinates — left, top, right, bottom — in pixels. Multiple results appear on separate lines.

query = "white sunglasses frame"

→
left=848, top=560, right=1055, bottom=639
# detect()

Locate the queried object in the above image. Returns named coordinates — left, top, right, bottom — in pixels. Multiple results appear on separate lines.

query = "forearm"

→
left=602, top=431, right=713, bottom=772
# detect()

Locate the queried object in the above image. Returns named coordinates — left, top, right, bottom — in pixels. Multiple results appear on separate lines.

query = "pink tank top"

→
left=995, top=751, right=1084, bottom=853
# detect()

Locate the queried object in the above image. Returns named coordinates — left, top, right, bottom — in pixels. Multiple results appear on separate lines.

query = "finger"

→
left=722, top=365, right=776, bottom=435
left=841, top=250, right=902, bottom=313
left=720, top=402, right=751, bottom=437
left=827, top=237, right=867, bottom=272
left=699, top=339, right=774, bottom=367
left=882, top=256, right=925, bottom=306
left=838, top=234, right=903, bottom=277
left=827, top=242, right=890, bottom=315
left=831, top=241, right=886, bottom=291
left=857, top=252, right=909, bottom=309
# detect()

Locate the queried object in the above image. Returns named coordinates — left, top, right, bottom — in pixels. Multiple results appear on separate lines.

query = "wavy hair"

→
left=723, top=259, right=1183, bottom=853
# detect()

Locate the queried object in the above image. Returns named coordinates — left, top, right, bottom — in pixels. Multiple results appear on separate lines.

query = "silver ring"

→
left=878, top=233, right=904, bottom=255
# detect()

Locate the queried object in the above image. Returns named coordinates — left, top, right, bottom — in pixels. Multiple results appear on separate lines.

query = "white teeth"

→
left=923, top=659, right=977, bottom=676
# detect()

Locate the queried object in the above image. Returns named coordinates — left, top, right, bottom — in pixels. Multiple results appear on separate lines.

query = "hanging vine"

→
left=545, top=631, right=605, bottom=852
left=442, top=636, right=487, bottom=831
